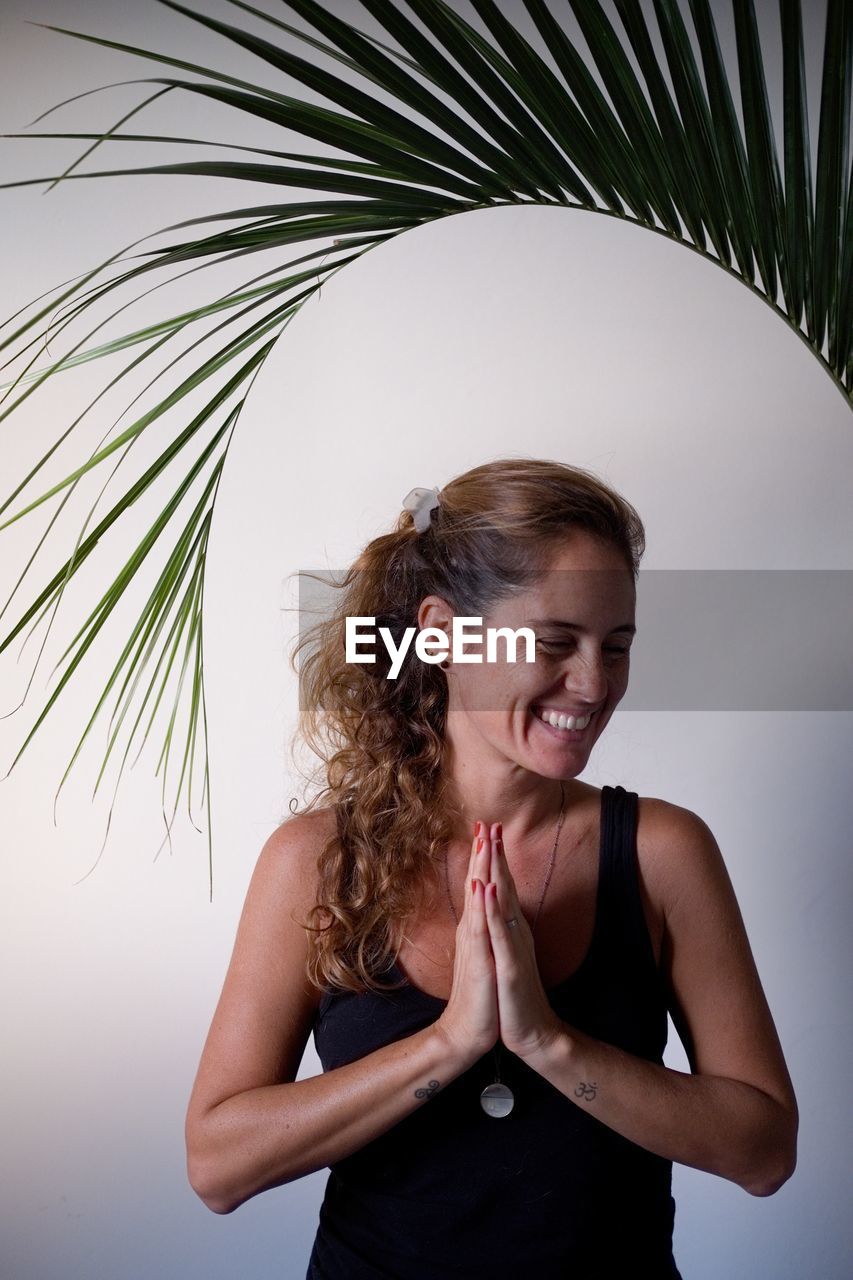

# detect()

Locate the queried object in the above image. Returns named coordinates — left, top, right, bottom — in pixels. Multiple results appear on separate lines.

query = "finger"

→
left=467, top=821, right=482, bottom=877
left=489, top=827, right=518, bottom=913
left=471, top=877, right=490, bottom=935
left=487, top=824, right=498, bottom=883
left=464, top=841, right=491, bottom=925
left=484, top=880, right=513, bottom=957
left=471, top=822, right=494, bottom=871
left=476, top=881, right=499, bottom=972
left=475, top=832, right=492, bottom=881
left=487, top=832, right=504, bottom=913
left=463, top=826, right=486, bottom=910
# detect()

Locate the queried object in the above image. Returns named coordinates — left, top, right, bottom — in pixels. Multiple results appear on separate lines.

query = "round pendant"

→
left=480, top=1081, right=515, bottom=1118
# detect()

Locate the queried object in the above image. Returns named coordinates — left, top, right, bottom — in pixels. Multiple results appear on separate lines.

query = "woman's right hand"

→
left=434, top=824, right=500, bottom=1069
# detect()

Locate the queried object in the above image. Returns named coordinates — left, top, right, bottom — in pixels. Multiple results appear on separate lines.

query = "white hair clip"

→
left=402, top=486, right=441, bottom=533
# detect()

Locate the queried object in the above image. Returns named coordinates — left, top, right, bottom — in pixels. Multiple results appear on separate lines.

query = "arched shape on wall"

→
left=0, top=0, right=849, bottom=878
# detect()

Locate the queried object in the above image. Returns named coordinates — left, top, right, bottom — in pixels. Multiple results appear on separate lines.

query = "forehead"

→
left=498, top=535, right=636, bottom=622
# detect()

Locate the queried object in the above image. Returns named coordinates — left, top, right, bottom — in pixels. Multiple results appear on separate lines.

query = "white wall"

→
left=1, top=2, right=850, bottom=1278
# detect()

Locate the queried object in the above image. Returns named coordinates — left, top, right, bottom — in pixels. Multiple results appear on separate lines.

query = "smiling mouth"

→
left=530, top=704, right=595, bottom=733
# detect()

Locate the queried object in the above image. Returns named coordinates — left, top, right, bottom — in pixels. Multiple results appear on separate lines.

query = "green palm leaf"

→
left=0, top=0, right=849, bottom=894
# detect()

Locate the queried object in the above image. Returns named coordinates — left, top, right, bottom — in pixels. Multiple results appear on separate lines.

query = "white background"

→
left=1, top=2, right=851, bottom=1277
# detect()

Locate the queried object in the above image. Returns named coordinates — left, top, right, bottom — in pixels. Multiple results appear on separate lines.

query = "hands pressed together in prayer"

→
left=433, top=814, right=799, bottom=1200
left=436, top=820, right=564, bottom=1069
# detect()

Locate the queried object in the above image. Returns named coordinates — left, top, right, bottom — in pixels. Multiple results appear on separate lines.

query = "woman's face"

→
left=422, top=532, right=637, bottom=781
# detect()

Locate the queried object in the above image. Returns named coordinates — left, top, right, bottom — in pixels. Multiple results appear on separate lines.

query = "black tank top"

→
left=306, top=785, right=682, bottom=1279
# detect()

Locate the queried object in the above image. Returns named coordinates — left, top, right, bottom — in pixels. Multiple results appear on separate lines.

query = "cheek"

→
left=456, top=661, right=518, bottom=713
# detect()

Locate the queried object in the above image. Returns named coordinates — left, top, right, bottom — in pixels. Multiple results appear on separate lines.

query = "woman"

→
left=185, top=457, right=798, bottom=1278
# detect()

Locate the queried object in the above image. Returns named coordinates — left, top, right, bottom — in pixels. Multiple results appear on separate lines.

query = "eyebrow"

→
left=525, top=618, right=637, bottom=635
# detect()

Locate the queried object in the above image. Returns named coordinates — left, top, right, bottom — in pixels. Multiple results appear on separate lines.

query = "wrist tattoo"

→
left=414, top=1079, right=441, bottom=1101
left=574, top=1080, right=598, bottom=1102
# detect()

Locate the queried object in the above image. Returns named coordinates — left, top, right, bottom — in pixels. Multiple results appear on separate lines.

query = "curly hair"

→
left=287, top=456, right=645, bottom=998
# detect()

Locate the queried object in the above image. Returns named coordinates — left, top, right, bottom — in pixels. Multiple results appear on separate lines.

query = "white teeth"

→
left=535, top=706, right=592, bottom=732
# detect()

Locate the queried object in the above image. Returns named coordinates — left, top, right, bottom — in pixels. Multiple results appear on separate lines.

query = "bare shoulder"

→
left=260, top=805, right=337, bottom=886
left=634, top=793, right=726, bottom=922
left=246, top=806, right=338, bottom=943
left=265, top=802, right=338, bottom=852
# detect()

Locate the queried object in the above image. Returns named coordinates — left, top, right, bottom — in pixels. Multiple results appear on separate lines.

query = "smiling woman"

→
left=184, top=455, right=797, bottom=1278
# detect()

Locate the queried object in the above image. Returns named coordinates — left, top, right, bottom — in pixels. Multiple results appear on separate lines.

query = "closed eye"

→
left=537, top=642, right=631, bottom=656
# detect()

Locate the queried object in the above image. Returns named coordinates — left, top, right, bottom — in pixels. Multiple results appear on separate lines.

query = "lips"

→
left=534, top=704, right=592, bottom=718
left=532, top=702, right=595, bottom=726
left=530, top=704, right=596, bottom=739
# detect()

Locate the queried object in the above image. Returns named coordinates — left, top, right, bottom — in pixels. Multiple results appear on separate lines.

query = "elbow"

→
left=186, top=1142, right=241, bottom=1216
left=742, top=1105, right=799, bottom=1198
left=744, top=1160, right=795, bottom=1198
left=204, top=1195, right=240, bottom=1216
left=188, top=1161, right=239, bottom=1216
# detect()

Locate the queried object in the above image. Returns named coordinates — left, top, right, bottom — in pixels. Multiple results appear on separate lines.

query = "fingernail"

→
left=477, top=837, right=484, bottom=853
left=471, top=878, right=478, bottom=894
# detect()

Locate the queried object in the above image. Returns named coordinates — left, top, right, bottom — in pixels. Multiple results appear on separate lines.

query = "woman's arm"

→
left=516, top=800, right=799, bottom=1197
left=185, top=816, right=474, bottom=1215
left=190, top=1022, right=461, bottom=1215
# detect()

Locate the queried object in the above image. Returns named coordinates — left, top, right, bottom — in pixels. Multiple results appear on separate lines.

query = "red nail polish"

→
left=477, top=837, right=484, bottom=853
left=471, top=878, right=477, bottom=894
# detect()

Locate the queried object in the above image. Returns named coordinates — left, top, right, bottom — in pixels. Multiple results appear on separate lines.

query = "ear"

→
left=417, top=594, right=454, bottom=636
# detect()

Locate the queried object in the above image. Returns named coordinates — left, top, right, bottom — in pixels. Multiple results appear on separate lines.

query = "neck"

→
left=441, top=750, right=570, bottom=850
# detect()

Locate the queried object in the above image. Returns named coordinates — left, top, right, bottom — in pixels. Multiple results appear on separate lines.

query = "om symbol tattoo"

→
left=414, top=1079, right=441, bottom=1100
left=574, top=1080, right=598, bottom=1102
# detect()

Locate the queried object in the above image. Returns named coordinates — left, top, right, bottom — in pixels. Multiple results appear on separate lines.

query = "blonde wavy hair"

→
left=289, top=457, right=645, bottom=997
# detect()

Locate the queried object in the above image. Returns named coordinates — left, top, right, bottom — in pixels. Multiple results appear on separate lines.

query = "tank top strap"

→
left=596, top=784, right=653, bottom=964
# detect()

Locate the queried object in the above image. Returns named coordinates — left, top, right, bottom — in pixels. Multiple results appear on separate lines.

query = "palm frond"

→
left=0, top=0, right=849, bottom=894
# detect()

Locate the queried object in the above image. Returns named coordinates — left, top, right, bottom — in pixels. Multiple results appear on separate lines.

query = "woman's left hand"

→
left=483, top=822, right=564, bottom=1061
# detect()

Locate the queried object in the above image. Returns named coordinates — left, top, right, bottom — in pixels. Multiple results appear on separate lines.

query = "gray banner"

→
left=294, top=569, right=853, bottom=711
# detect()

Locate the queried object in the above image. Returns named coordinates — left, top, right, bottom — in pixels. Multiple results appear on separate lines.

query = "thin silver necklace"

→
left=443, top=780, right=566, bottom=1118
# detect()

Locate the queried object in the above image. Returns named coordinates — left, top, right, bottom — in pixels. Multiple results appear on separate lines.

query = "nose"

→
left=562, top=649, right=609, bottom=708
